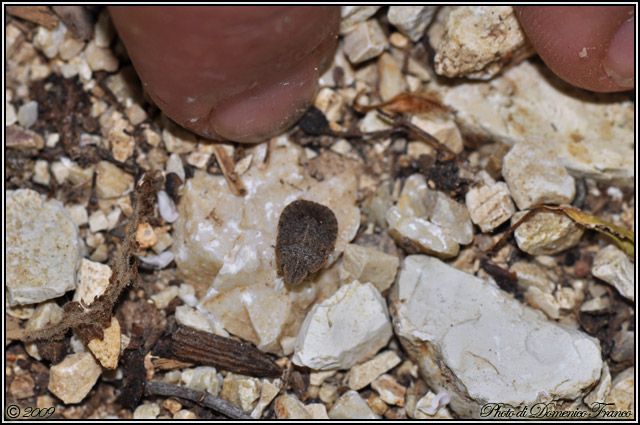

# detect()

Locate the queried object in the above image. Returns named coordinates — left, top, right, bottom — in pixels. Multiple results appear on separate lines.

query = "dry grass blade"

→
left=145, top=381, right=251, bottom=419
left=353, top=91, right=450, bottom=116
left=212, top=143, right=247, bottom=196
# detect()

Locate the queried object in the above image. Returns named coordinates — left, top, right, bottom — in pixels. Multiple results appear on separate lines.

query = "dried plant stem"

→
left=145, top=381, right=251, bottom=420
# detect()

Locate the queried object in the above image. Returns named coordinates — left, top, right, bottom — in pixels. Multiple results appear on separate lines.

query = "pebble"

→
left=387, top=206, right=459, bottom=258
left=175, top=305, right=216, bottom=334
left=17, top=100, right=38, bottom=128
left=133, top=403, right=160, bottom=420
left=7, top=189, right=81, bottom=306
left=465, top=182, right=515, bottom=232
left=591, top=245, right=634, bottom=301
left=73, top=259, right=112, bottom=307
left=377, top=52, right=406, bottom=102
left=367, top=393, right=389, bottom=416
left=138, top=251, right=175, bottom=269
left=125, top=102, right=147, bottom=126
left=177, top=137, right=359, bottom=353
left=162, top=121, right=197, bottom=154
left=51, top=157, right=94, bottom=185
left=6, top=101, right=17, bottom=126
left=319, top=383, right=338, bottom=404
left=181, top=366, right=223, bottom=396
left=524, top=286, right=560, bottom=319
left=338, top=244, right=399, bottom=292
left=87, top=317, right=121, bottom=370
left=371, top=374, right=406, bottom=406
left=108, top=115, right=135, bottom=162
left=318, top=43, right=355, bottom=87
left=220, top=373, right=262, bottom=413
left=611, top=327, right=634, bottom=363
left=347, top=350, right=401, bottom=390
left=510, top=261, right=556, bottom=294
left=329, top=390, right=381, bottom=419
left=32, top=159, right=50, bottom=185
left=413, top=391, right=453, bottom=419
left=409, top=116, right=464, bottom=154
left=584, top=363, right=611, bottom=407
left=512, top=210, right=584, bottom=255
left=314, top=87, right=344, bottom=122
left=305, top=403, right=330, bottom=419
left=274, top=395, right=312, bottom=419
left=7, top=125, right=44, bottom=150
left=94, top=9, right=115, bottom=48
left=359, top=110, right=393, bottom=132
left=135, top=222, right=157, bottom=249
left=10, top=374, right=36, bottom=399
left=24, top=301, right=64, bottom=360
left=391, top=255, right=603, bottom=418
left=250, top=379, right=280, bottom=419
left=340, top=6, right=381, bottom=34
left=580, top=296, right=610, bottom=312
left=157, top=190, right=179, bottom=223
left=605, top=367, right=634, bottom=414
left=292, top=281, right=393, bottom=370
left=65, top=204, right=88, bottom=227
left=88, top=210, right=109, bottom=233
left=6, top=303, right=35, bottom=320
left=151, top=285, right=179, bottom=309
left=58, top=35, right=85, bottom=61
left=388, top=6, right=438, bottom=42
left=33, top=22, right=67, bottom=59
left=48, top=352, right=102, bottom=404
left=95, top=161, right=134, bottom=199
left=84, top=40, right=118, bottom=72
left=343, top=20, right=389, bottom=64
left=173, top=410, right=197, bottom=419
left=427, top=190, right=474, bottom=244
left=503, top=141, right=576, bottom=210
left=430, top=6, right=531, bottom=79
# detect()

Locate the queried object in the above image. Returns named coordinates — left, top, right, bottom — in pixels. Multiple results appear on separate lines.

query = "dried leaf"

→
left=353, top=92, right=450, bottom=116
left=275, top=200, right=338, bottom=286
left=299, top=106, right=331, bottom=136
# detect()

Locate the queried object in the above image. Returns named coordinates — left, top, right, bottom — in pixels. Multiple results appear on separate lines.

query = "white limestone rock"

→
left=338, top=244, right=399, bottom=292
left=292, top=281, right=393, bottom=371
left=48, top=352, right=102, bottom=404
left=343, top=20, right=389, bottom=64
left=73, top=259, right=112, bottom=307
left=512, top=210, right=584, bottom=256
left=174, top=137, right=360, bottom=354
left=17, top=100, right=38, bottom=129
left=347, top=350, right=401, bottom=390
left=377, top=52, right=406, bottom=102
left=274, top=394, right=312, bottom=419
left=388, top=6, right=438, bottom=42
left=466, top=182, right=515, bottom=232
left=591, top=245, right=634, bottom=302
left=429, top=60, right=634, bottom=185
left=391, top=255, right=603, bottom=418
left=329, top=390, right=381, bottom=419
left=427, top=191, right=474, bottom=245
left=430, top=6, right=532, bottom=79
left=220, top=373, right=261, bottom=414
left=7, top=189, right=81, bottom=306
left=340, top=6, right=381, bottom=35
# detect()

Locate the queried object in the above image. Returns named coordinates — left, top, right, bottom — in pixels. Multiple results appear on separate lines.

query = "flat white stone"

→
left=427, top=191, right=474, bottom=245
left=329, top=390, right=381, bottom=419
left=338, top=244, right=399, bottom=292
left=7, top=189, right=81, bottom=306
left=512, top=210, right=584, bottom=256
left=391, top=255, right=603, bottom=418
left=292, top=281, right=393, bottom=370
left=343, top=20, right=389, bottom=64
left=48, top=352, right=102, bottom=404
left=175, top=138, right=360, bottom=353
left=347, top=350, right=401, bottom=390
left=33, top=23, right=67, bottom=59
left=17, top=100, right=38, bottom=128
left=430, top=60, right=634, bottom=185
left=388, top=6, right=438, bottom=41
left=591, top=245, right=634, bottom=301
left=465, top=182, right=515, bottom=232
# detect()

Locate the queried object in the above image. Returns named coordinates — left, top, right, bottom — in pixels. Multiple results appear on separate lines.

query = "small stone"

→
left=339, top=244, right=399, bottom=292
left=378, top=52, right=406, bottom=102
left=389, top=32, right=410, bottom=49
left=17, top=100, right=38, bottom=128
left=186, top=151, right=210, bottom=169
left=605, top=367, right=634, bottom=414
left=24, top=301, right=64, bottom=360
left=6, top=303, right=35, bottom=320
left=309, top=370, right=336, bottom=387
left=87, top=317, right=121, bottom=369
left=73, top=259, right=112, bottom=307
left=367, top=393, right=389, bottom=416
left=410, top=116, right=463, bottom=154
left=510, top=261, right=556, bottom=294
left=512, top=210, right=584, bottom=256
left=88, top=210, right=109, bottom=233
left=274, top=394, right=312, bottom=419
left=31, top=159, right=50, bottom=186
left=347, top=350, right=402, bottom=390
left=305, top=403, right=330, bottom=419
left=319, top=43, right=355, bottom=87
left=524, top=286, right=560, bottom=319
left=151, top=285, right=179, bottom=309
left=133, top=403, right=160, bottom=420
left=314, top=87, right=344, bottom=122
left=135, top=222, right=157, bottom=249
left=220, top=373, right=261, bottom=413
left=580, top=296, right=610, bottom=312
left=343, top=20, right=389, bottom=64
left=319, top=383, right=338, bottom=404
left=95, top=161, right=134, bottom=199
left=502, top=141, right=576, bottom=210
left=7, top=189, right=81, bottom=306
left=48, top=352, right=102, bottom=404
left=7, top=125, right=45, bottom=151
left=372, top=374, right=406, bottom=406
left=340, top=6, right=381, bottom=34
left=94, top=9, right=115, bottom=48
left=292, top=281, right=393, bottom=370
left=84, top=40, right=118, bottom=72
left=58, top=35, right=85, bottom=61
left=90, top=244, right=109, bottom=263
left=359, top=110, right=393, bottom=133
left=413, top=391, right=453, bottom=419
left=124, top=103, right=147, bottom=126
left=181, top=366, right=222, bottom=396
left=138, top=251, right=175, bottom=270
left=465, top=182, right=515, bottom=232
left=37, top=395, right=58, bottom=409
left=157, top=190, right=179, bottom=223
left=152, top=231, right=173, bottom=254
left=591, top=245, right=634, bottom=302
left=611, top=327, right=634, bottom=363
left=329, top=390, right=381, bottom=419
left=251, top=379, right=280, bottom=419
left=6, top=101, right=17, bottom=126
left=427, top=191, right=474, bottom=245
left=10, top=374, right=36, bottom=399
left=162, top=398, right=182, bottom=415
left=33, top=23, right=67, bottom=58
left=46, top=132, right=60, bottom=148
left=388, top=6, right=438, bottom=41
left=162, top=121, right=197, bottom=154
left=391, top=255, right=603, bottom=418
left=165, top=153, right=185, bottom=181
left=173, top=410, right=197, bottom=419
left=63, top=205, right=87, bottom=227
left=555, top=286, right=582, bottom=311
left=108, top=116, right=135, bottom=163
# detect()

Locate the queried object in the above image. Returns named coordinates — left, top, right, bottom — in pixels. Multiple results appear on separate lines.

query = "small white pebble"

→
left=606, top=186, right=623, bottom=200
left=138, top=251, right=175, bottom=269
left=133, top=403, right=160, bottom=419
left=18, top=101, right=38, bottom=128
left=158, top=190, right=179, bottom=223
left=46, top=133, right=60, bottom=148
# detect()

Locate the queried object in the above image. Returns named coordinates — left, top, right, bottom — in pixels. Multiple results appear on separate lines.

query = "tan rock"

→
left=220, top=373, right=261, bottom=413
left=73, top=259, right=112, bottom=307
left=173, top=410, right=197, bottom=419
left=410, top=116, right=463, bottom=154
left=466, top=182, right=515, bottom=232
left=512, top=210, right=584, bottom=256
left=339, top=244, right=399, bottom=292
left=591, top=245, right=634, bottom=301
left=605, top=367, right=634, bottom=417
left=388, top=6, right=438, bottom=42
left=378, top=52, right=406, bottom=102
left=6, top=125, right=44, bottom=149
left=347, top=350, right=401, bottom=390
left=329, top=390, right=381, bottom=419
left=250, top=379, right=280, bottom=419
left=87, top=317, right=120, bottom=369
left=135, top=222, right=157, bottom=249
left=84, top=40, right=118, bottom=72
left=48, top=352, right=102, bottom=404
left=305, top=403, right=330, bottom=419
left=343, top=20, right=389, bottom=64
left=133, top=403, right=160, bottom=419
left=372, top=374, right=406, bottom=406
left=274, top=394, right=312, bottom=419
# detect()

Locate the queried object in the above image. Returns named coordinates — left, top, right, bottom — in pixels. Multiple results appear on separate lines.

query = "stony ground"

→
left=5, top=6, right=635, bottom=420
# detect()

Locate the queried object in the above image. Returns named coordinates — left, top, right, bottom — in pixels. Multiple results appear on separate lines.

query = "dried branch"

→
left=145, top=381, right=251, bottom=420
left=7, top=6, right=59, bottom=29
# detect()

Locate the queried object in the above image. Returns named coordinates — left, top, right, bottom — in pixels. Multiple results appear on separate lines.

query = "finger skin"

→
left=515, top=6, right=634, bottom=92
left=109, top=6, right=340, bottom=142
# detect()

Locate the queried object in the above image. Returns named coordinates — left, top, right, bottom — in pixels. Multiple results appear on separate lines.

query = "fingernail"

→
left=603, top=15, right=635, bottom=88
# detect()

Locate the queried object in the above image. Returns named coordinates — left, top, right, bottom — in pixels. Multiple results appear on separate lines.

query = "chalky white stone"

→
left=328, top=390, right=381, bottom=419
left=343, top=20, right=389, bottom=64
left=388, top=6, right=438, bottom=41
left=292, top=281, right=393, bottom=370
left=591, top=245, right=634, bottom=302
left=48, top=352, right=102, bottom=404
left=391, top=255, right=603, bottom=418
left=7, top=189, right=81, bottom=306
left=174, top=137, right=360, bottom=353
left=338, top=244, right=399, bottom=292
left=465, top=182, right=515, bottom=232
left=340, top=6, right=381, bottom=34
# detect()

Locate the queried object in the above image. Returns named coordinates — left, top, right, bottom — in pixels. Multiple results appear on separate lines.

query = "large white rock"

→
left=390, top=255, right=603, bottom=418
left=292, top=281, right=393, bottom=371
left=591, top=245, right=634, bottom=302
left=7, top=189, right=81, bottom=306
left=174, top=137, right=360, bottom=353
left=429, top=60, right=634, bottom=185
